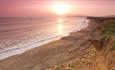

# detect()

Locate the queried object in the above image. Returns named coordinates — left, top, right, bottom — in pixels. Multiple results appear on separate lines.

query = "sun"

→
left=52, top=2, right=70, bottom=15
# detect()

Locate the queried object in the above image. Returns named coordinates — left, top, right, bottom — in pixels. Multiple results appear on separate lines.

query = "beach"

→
left=0, top=17, right=88, bottom=60
left=0, top=18, right=98, bottom=70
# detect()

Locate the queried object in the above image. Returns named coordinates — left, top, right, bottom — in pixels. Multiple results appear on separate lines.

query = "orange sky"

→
left=0, top=0, right=115, bottom=17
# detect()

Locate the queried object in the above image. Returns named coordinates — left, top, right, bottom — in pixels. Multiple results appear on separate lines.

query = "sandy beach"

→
left=0, top=18, right=97, bottom=70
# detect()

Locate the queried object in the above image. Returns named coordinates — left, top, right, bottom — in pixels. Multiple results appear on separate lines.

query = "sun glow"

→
left=57, top=18, right=64, bottom=35
left=52, top=2, right=70, bottom=15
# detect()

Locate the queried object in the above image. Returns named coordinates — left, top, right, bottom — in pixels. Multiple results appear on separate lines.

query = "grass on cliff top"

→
left=101, top=21, right=115, bottom=37
left=101, top=20, right=115, bottom=50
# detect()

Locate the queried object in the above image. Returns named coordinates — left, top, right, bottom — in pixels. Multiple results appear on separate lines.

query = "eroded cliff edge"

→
left=53, top=17, right=115, bottom=70
left=88, top=17, right=115, bottom=70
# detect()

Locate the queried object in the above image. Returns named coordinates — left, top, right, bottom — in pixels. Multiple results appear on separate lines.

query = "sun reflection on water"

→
left=57, top=18, right=65, bottom=35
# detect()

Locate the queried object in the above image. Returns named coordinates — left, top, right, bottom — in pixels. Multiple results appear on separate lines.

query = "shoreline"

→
left=0, top=18, right=95, bottom=70
left=0, top=19, right=89, bottom=60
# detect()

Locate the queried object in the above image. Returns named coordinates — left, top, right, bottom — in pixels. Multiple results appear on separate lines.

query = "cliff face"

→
left=88, top=18, right=115, bottom=70
left=53, top=18, right=115, bottom=70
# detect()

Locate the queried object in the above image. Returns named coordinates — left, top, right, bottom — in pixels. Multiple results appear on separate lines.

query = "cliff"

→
left=88, top=17, right=115, bottom=70
left=53, top=17, right=115, bottom=70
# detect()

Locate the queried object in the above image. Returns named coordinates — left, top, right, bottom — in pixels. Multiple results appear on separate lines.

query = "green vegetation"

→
left=101, top=21, right=115, bottom=37
left=88, top=19, right=115, bottom=51
left=101, top=20, right=115, bottom=50
left=111, top=44, right=115, bottom=50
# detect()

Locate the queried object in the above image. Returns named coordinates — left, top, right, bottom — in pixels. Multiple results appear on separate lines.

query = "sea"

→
left=0, top=17, right=89, bottom=60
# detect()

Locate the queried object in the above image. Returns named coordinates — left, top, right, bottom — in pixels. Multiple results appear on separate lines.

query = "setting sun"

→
left=52, top=2, right=70, bottom=15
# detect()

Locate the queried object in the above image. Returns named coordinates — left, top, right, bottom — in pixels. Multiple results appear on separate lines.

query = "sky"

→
left=0, top=0, right=115, bottom=17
